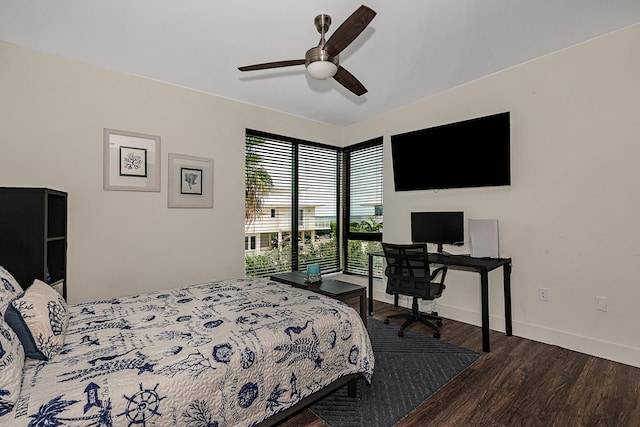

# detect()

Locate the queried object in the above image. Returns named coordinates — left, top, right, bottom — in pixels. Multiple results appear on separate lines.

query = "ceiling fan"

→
left=238, top=5, right=376, bottom=96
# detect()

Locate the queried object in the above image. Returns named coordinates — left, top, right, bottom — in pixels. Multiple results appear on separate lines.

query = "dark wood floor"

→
left=279, top=299, right=640, bottom=427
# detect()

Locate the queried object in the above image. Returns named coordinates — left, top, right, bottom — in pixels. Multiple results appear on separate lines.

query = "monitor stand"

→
left=435, top=243, right=452, bottom=257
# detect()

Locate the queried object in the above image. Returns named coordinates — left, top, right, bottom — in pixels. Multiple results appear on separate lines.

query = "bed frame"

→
left=256, top=374, right=362, bottom=426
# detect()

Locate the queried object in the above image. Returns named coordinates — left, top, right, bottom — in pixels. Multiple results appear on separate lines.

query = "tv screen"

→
left=411, top=211, right=464, bottom=250
left=391, top=112, right=510, bottom=191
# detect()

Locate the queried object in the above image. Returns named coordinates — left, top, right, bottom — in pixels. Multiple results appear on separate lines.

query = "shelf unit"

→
left=0, top=187, right=67, bottom=299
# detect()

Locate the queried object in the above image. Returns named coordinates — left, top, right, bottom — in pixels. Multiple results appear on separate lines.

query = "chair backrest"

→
left=382, top=242, right=443, bottom=300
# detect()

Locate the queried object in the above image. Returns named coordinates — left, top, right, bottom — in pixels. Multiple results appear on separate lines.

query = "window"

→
left=244, top=130, right=340, bottom=278
left=343, top=139, right=384, bottom=277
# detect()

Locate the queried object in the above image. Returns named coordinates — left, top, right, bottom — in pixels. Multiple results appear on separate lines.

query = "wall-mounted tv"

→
left=391, top=112, right=511, bottom=191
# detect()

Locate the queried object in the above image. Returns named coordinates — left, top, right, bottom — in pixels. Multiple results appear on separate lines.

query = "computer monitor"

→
left=411, top=211, right=464, bottom=253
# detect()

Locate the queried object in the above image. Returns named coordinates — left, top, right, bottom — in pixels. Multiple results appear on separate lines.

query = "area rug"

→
left=310, top=318, right=481, bottom=427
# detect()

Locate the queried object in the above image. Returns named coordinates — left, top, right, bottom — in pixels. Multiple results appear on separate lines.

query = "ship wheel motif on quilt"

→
left=121, top=383, right=166, bottom=426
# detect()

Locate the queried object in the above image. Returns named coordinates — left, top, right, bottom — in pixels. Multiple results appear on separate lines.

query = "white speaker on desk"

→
left=469, top=219, right=500, bottom=258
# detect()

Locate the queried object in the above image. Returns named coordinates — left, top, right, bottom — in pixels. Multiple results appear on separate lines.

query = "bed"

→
left=0, top=267, right=374, bottom=427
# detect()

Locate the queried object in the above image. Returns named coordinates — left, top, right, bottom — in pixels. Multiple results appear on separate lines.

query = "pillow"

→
left=0, top=320, right=25, bottom=416
left=0, top=266, right=23, bottom=313
left=4, top=280, right=68, bottom=360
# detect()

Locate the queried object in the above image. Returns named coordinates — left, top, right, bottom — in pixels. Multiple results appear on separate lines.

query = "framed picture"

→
left=119, top=146, right=147, bottom=177
left=168, top=153, right=213, bottom=208
left=180, top=167, right=203, bottom=195
left=103, top=129, right=161, bottom=191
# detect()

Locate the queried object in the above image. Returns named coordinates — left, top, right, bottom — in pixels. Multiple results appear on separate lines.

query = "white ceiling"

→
left=2, top=1, right=640, bottom=127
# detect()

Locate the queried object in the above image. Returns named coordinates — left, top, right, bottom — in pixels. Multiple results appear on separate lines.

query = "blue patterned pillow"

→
left=0, top=319, right=25, bottom=416
left=4, top=280, right=68, bottom=361
left=0, top=266, right=23, bottom=313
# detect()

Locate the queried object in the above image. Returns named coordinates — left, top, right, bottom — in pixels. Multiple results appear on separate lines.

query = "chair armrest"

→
left=430, top=265, right=447, bottom=283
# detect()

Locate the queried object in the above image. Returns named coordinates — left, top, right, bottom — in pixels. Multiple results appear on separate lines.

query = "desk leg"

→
left=359, top=289, right=367, bottom=327
left=480, top=269, right=491, bottom=352
left=504, top=262, right=512, bottom=336
left=368, top=254, right=374, bottom=316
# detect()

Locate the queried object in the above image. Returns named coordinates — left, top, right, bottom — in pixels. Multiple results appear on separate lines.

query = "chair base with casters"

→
left=384, top=296, right=443, bottom=338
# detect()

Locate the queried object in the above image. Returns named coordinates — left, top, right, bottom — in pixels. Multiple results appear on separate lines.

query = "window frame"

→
left=342, top=137, right=384, bottom=276
left=245, top=129, right=343, bottom=276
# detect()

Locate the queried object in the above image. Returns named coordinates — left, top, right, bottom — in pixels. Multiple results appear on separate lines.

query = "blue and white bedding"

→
left=0, top=277, right=374, bottom=427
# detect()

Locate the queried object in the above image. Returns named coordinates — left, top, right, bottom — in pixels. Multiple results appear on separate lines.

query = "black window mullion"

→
left=291, top=143, right=299, bottom=271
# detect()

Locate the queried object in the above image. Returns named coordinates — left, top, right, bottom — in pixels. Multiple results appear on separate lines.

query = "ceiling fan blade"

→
left=238, top=59, right=305, bottom=72
left=333, top=66, right=367, bottom=96
left=323, top=5, right=376, bottom=57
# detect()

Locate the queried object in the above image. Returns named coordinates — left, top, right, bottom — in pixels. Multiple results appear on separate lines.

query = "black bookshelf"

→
left=0, top=187, right=67, bottom=299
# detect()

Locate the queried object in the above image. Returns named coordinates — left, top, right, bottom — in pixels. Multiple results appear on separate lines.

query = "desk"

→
left=368, top=251, right=512, bottom=352
left=271, top=272, right=367, bottom=327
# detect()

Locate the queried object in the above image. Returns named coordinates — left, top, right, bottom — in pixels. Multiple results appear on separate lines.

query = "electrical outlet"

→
left=538, top=288, right=549, bottom=302
left=596, top=296, right=607, bottom=312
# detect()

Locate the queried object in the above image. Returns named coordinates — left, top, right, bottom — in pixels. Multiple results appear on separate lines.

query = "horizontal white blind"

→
left=345, top=142, right=383, bottom=276
left=298, top=144, right=340, bottom=273
left=245, top=135, right=292, bottom=277
left=245, top=132, right=340, bottom=278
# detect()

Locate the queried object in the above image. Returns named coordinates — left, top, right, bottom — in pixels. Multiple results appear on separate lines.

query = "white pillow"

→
left=0, top=266, right=22, bottom=312
left=0, top=320, right=25, bottom=416
left=5, top=280, right=68, bottom=360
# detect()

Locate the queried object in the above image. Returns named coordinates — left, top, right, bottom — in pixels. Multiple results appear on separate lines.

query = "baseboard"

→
left=372, top=289, right=640, bottom=368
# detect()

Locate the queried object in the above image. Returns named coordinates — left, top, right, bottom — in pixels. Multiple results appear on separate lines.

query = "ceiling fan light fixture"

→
left=305, top=46, right=339, bottom=80
left=306, top=60, right=338, bottom=80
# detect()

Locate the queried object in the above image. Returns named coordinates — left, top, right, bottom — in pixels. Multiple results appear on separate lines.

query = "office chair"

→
left=382, top=242, right=447, bottom=338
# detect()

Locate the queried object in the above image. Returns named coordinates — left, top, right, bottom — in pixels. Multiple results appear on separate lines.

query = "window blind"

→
left=244, top=131, right=340, bottom=278
left=344, top=140, right=384, bottom=276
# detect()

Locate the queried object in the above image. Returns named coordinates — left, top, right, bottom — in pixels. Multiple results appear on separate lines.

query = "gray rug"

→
left=310, top=318, right=481, bottom=427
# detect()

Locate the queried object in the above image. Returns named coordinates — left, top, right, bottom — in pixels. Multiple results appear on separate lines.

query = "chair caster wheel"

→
left=398, top=330, right=404, bottom=337
left=436, top=320, right=443, bottom=327
left=433, top=332, right=441, bottom=339
left=384, top=318, right=389, bottom=324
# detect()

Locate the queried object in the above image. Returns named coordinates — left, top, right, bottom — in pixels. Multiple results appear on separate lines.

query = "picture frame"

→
left=103, top=129, right=161, bottom=191
left=168, top=153, right=214, bottom=208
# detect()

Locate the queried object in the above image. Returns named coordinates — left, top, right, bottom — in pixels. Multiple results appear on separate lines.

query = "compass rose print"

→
left=119, top=383, right=166, bottom=426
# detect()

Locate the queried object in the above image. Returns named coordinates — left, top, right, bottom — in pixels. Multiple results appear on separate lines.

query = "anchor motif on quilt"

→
left=274, top=328, right=323, bottom=368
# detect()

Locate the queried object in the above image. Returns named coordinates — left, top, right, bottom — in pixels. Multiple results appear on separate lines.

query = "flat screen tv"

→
left=391, top=112, right=510, bottom=191
left=411, top=211, right=464, bottom=253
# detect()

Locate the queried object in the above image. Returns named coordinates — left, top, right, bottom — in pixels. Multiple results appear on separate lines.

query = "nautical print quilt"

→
left=0, top=277, right=374, bottom=426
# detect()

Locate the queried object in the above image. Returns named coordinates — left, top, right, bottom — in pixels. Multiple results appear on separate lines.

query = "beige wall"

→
left=2, top=23, right=639, bottom=368
left=343, top=23, right=640, bottom=367
left=0, top=40, right=341, bottom=303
